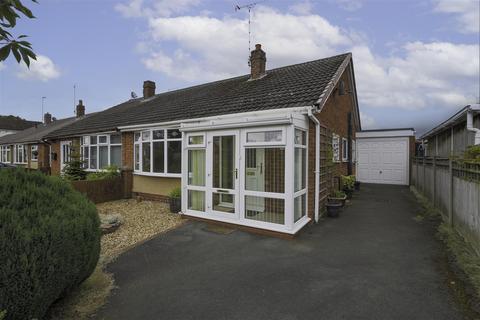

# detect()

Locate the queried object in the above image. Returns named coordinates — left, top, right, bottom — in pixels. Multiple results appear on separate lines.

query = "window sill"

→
left=134, top=171, right=181, bottom=179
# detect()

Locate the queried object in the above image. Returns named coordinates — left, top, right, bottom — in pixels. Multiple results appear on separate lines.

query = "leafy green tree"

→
left=0, top=0, right=37, bottom=66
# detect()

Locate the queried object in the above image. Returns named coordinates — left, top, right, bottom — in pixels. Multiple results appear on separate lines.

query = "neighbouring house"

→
left=420, top=104, right=480, bottom=157
left=0, top=101, right=90, bottom=173
left=0, top=115, right=40, bottom=137
left=45, top=44, right=361, bottom=235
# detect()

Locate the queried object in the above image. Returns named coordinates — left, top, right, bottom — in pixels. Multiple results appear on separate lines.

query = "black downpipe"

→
left=347, top=112, right=352, bottom=175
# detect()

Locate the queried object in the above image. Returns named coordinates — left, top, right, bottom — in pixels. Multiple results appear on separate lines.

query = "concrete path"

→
left=96, top=184, right=463, bottom=320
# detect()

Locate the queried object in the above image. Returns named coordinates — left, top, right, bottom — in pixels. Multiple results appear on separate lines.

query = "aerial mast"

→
left=235, top=1, right=262, bottom=65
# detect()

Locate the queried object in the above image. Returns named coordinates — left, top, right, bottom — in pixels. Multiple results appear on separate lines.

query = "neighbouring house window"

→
left=332, top=134, right=340, bottom=162
left=0, top=145, right=11, bottom=163
left=81, top=133, right=122, bottom=170
left=31, top=145, right=38, bottom=161
left=133, top=128, right=182, bottom=175
left=342, top=138, right=348, bottom=162
left=294, top=129, right=307, bottom=222
left=14, top=144, right=27, bottom=164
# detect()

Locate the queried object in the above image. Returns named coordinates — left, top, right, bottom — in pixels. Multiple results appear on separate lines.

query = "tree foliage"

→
left=62, top=148, right=87, bottom=181
left=0, top=169, right=100, bottom=320
left=0, top=0, right=37, bottom=66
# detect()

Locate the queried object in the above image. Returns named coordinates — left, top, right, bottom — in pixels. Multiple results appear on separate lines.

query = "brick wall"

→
left=50, top=140, right=61, bottom=175
left=122, top=132, right=134, bottom=170
left=307, top=63, right=360, bottom=219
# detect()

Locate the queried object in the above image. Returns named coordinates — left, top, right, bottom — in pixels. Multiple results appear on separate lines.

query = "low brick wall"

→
left=71, top=176, right=125, bottom=204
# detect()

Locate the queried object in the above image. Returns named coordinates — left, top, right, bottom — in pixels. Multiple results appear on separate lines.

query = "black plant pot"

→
left=326, top=202, right=342, bottom=218
left=170, top=197, right=181, bottom=213
left=354, top=181, right=361, bottom=191
left=344, top=189, right=354, bottom=199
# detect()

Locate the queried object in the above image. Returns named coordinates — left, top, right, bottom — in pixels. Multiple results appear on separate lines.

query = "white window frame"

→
left=31, top=145, right=38, bottom=161
left=332, top=134, right=340, bottom=163
left=0, top=145, right=11, bottom=163
left=60, top=141, right=72, bottom=170
left=243, top=127, right=286, bottom=146
left=14, top=144, right=27, bottom=164
left=80, top=133, right=122, bottom=171
left=133, top=128, right=182, bottom=177
left=342, top=137, right=349, bottom=162
left=293, top=128, right=308, bottom=224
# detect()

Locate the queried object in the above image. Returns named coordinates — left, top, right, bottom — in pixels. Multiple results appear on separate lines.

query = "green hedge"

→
left=0, top=169, right=100, bottom=320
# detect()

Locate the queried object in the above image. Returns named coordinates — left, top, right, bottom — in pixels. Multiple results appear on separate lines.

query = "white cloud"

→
left=433, top=0, right=480, bottom=33
left=360, top=112, right=375, bottom=128
left=120, top=3, right=479, bottom=113
left=115, top=0, right=200, bottom=18
left=335, top=0, right=363, bottom=11
left=142, top=6, right=352, bottom=81
left=352, top=42, right=479, bottom=110
left=16, top=55, right=61, bottom=82
left=289, top=1, right=313, bottom=15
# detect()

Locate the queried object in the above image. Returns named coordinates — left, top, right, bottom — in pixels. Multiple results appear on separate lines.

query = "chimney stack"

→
left=76, top=99, right=85, bottom=118
left=143, top=80, right=156, bottom=99
left=44, top=112, right=52, bottom=124
left=249, top=44, right=266, bottom=80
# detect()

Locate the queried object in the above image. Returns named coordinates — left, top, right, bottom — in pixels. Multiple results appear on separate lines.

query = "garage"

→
left=356, top=129, right=415, bottom=185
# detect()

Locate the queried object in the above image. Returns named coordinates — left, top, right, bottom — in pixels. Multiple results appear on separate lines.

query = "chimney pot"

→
left=249, top=43, right=266, bottom=80
left=44, top=112, right=52, bottom=124
left=76, top=99, right=85, bottom=118
left=143, top=80, right=156, bottom=99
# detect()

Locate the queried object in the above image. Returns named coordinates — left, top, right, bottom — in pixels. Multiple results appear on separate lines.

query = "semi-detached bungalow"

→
left=0, top=106, right=91, bottom=173
left=43, top=44, right=361, bottom=236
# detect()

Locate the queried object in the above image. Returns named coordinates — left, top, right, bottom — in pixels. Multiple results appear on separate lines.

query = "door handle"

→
left=217, top=189, right=230, bottom=193
left=379, top=170, right=382, bottom=174
left=235, top=168, right=238, bottom=179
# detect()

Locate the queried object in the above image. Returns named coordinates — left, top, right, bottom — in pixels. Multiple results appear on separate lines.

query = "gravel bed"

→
left=97, top=199, right=183, bottom=263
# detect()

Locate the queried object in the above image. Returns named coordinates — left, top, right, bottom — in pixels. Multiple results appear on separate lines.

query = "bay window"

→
left=81, top=133, right=122, bottom=170
left=14, top=144, right=27, bottom=164
left=0, top=145, right=11, bottom=163
left=134, top=128, right=182, bottom=176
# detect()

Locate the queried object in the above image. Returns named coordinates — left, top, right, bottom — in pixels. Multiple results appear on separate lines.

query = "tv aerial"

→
left=235, top=1, right=264, bottom=64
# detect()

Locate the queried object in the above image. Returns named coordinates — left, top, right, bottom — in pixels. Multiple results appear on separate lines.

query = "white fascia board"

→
left=356, top=129, right=415, bottom=138
left=118, top=106, right=313, bottom=132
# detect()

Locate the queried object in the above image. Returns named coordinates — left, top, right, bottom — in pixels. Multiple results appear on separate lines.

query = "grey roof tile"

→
left=46, top=53, right=350, bottom=138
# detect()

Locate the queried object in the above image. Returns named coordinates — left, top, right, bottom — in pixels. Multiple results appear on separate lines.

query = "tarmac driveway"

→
left=96, top=184, right=463, bottom=320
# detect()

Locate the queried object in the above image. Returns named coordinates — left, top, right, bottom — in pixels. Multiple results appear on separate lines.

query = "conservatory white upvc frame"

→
left=181, top=112, right=310, bottom=234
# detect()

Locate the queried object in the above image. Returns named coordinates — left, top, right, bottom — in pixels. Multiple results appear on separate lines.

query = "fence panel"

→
left=412, top=157, right=480, bottom=253
left=71, top=176, right=125, bottom=204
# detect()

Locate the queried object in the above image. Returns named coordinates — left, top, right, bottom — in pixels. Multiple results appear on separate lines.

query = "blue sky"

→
left=0, top=0, right=478, bottom=134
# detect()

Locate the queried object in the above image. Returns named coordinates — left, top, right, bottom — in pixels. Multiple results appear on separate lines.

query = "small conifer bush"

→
left=0, top=169, right=100, bottom=320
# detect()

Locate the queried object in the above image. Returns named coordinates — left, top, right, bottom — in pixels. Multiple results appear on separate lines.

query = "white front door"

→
left=207, top=130, right=240, bottom=217
left=357, top=137, right=409, bottom=185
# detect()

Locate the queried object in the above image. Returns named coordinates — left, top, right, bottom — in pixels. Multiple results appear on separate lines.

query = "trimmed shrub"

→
left=86, top=165, right=120, bottom=181
left=0, top=169, right=100, bottom=320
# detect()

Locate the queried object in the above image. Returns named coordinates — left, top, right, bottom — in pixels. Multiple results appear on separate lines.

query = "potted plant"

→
left=328, top=190, right=347, bottom=207
left=341, top=175, right=355, bottom=199
left=326, top=201, right=342, bottom=218
left=169, top=187, right=181, bottom=213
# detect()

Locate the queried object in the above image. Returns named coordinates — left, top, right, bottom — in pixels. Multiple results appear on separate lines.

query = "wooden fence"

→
left=71, top=175, right=128, bottom=204
left=412, top=157, right=480, bottom=252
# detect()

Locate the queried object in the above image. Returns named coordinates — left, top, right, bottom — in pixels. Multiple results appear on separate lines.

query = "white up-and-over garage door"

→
left=356, top=129, right=415, bottom=185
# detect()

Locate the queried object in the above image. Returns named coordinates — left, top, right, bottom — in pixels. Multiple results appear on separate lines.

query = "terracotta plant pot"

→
left=326, top=202, right=342, bottom=218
